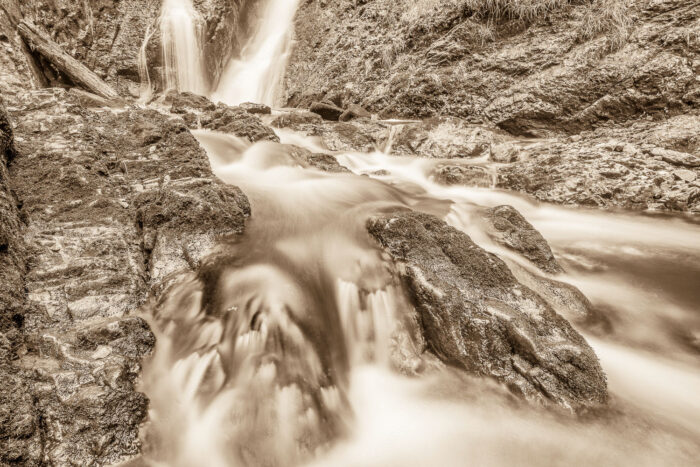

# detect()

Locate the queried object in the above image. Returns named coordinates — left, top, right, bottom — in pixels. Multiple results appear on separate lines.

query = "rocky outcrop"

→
left=284, top=144, right=350, bottom=173
left=495, top=123, right=700, bottom=212
left=287, top=0, right=699, bottom=136
left=1, top=88, right=250, bottom=465
left=194, top=0, right=247, bottom=87
left=367, top=210, right=608, bottom=410
left=199, top=104, right=279, bottom=142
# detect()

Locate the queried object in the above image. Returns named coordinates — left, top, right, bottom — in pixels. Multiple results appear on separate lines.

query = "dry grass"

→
left=401, top=0, right=574, bottom=25
left=400, top=0, right=633, bottom=50
left=576, top=0, right=633, bottom=51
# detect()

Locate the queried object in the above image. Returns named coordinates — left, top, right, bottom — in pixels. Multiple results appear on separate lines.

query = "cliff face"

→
left=0, top=0, right=253, bottom=97
left=286, top=0, right=699, bottom=136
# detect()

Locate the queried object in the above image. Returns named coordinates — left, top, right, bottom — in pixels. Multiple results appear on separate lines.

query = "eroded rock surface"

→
left=367, top=210, right=608, bottom=410
left=288, top=0, right=699, bottom=136
left=1, top=88, right=250, bottom=465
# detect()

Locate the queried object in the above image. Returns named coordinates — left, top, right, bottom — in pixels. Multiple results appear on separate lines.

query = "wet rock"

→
left=321, top=120, right=390, bottom=152
left=507, top=261, right=611, bottom=334
left=367, top=210, right=608, bottom=410
left=270, top=110, right=324, bottom=134
left=169, top=91, right=217, bottom=114
left=339, top=103, right=371, bottom=121
left=310, top=101, right=344, bottom=121
left=390, top=118, right=497, bottom=159
left=432, top=164, right=491, bottom=187
left=239, top=102, right=272, bottom=115
left=3, top=88, right=251, bottom=465
left=200, top=104, right=279, bottom=143
left=484, top=205, right=563, bottom=275
left=284, top=145, right=350, bottom=173
left=490, top=142, right=520, bottom=163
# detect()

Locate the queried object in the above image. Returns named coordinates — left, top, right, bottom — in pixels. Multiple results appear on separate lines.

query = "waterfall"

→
left=139, top=1, right=700, bottom=465
left=160, top=0, right=207, bottom=94
left=213, top=0, right=301, bottom=106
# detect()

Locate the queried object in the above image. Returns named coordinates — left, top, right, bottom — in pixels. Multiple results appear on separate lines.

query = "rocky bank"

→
left=2, top=0, right=698, bottom=464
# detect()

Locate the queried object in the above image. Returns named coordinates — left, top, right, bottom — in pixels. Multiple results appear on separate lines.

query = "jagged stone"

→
left=367, top=210, right=608, bottom=410
left=270, top=110, right=323, bottom=133
left=169, top=91, right=217, bottom=114
left=201, top=104, right=279, bottom=143
left=239, top=102, right=272, bottom=115
left=432, top=164, right=491, bottom=187
left=283, top=144, right=350, bottom=173
left=483, top=205, right=563, bottom=275
left=390, top=118, right=497, bottom=159
left=321, top=120, right=390, bottom=152
left=310, top=101, right=344, bottom=121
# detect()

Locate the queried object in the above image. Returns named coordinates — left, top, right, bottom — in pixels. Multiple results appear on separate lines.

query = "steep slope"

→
left=286, top=0, right=699, bottom=136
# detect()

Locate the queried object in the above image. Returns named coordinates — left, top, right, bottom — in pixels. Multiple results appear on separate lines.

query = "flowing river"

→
left=141, top=1, right=700, bottom=465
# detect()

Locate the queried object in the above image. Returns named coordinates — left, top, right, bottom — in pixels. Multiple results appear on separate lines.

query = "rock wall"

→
left=0, top=88, right=250, bottom=465
left=286, top=0, right=700, bottom=136
left=0, top=0, right=254, bottom=97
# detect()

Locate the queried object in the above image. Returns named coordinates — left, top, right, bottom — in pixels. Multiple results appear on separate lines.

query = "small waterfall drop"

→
left=213, top=0, right=301, bottom=106
left=160, top=0, right=207, bottom=94
left=139, top=1, right=700, bottom=466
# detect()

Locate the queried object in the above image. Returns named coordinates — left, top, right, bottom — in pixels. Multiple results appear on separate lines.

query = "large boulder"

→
left=367, top=210, right=608, bottom=410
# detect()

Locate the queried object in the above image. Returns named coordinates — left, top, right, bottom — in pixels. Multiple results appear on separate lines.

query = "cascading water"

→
left=140, top=3, right=700, bottom=466
left=212, top=0, right=301, bottom=106
left=160, top=0, right=207, bottom=94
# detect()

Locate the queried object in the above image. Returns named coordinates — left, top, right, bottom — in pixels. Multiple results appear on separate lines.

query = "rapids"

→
left=141, top=1, right=700, bottom=465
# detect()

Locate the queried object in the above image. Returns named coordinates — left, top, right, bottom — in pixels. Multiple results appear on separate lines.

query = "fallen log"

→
left=17, top=20, right=119, bottom=99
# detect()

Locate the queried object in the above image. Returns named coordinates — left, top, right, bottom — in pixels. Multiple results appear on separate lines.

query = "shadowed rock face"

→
left=367, top=210, right=608, bottom=411
left=0, top=97, right=41, bottom=465
left=0, top=88, right=250, bottom=465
